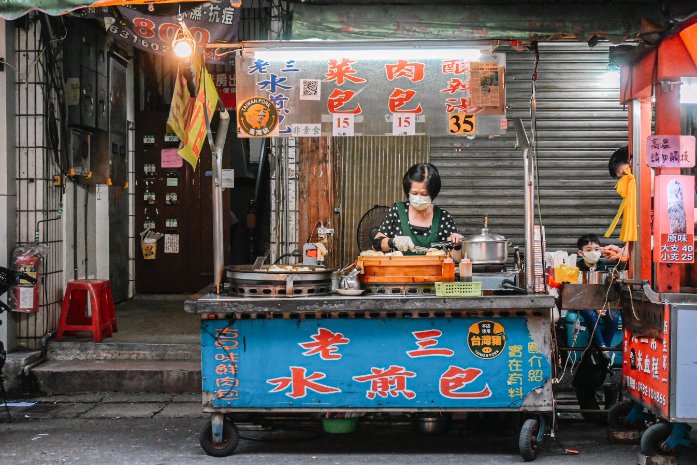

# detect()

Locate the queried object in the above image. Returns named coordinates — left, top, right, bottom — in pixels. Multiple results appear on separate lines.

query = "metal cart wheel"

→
left=640, top=422, right=675, bottom=456
left=519, top=417, right=543, bottom=462
left=199, top=417, right=240, bottom=457
left=608, top=400, right=641, bottom=430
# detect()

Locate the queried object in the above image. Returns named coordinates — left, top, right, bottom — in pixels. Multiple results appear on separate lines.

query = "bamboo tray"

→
left=355, top=255, right=456, bottom=283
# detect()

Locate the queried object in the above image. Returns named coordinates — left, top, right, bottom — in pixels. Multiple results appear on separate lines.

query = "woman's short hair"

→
left=609, top=146, right=630, bottom=179
left=402, top=163, right=441, bottom=199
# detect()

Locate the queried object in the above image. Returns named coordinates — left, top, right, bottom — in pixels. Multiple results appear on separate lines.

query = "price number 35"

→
left=448, top=113, right=476, bottom=135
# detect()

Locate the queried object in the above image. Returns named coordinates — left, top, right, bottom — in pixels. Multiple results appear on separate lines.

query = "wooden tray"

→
left=356, top=255, right=455, bottom=283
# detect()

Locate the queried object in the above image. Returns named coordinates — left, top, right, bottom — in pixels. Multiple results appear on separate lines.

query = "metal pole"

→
left=630, top=99, right=643, bottom=281
left=212, top=109, right=230, bottom=294
left=513, top=118, right=535, bottom=294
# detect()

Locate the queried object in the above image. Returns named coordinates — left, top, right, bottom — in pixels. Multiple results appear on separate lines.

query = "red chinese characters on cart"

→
left=623, top=305, right=671, bottom=419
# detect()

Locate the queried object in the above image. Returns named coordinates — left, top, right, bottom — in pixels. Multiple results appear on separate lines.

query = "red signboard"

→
left=653, top=175, right=695, bottom=263
left=622, top=305, right=670, bottom=419
left=212, top=72, right=236, bottom=109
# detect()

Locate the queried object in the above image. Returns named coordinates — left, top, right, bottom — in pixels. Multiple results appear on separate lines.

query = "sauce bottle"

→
left=459, top=256, right=472, bottom=282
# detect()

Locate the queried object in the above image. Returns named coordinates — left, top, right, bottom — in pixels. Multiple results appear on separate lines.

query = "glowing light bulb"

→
left=173, top=39, right=194, bottom=58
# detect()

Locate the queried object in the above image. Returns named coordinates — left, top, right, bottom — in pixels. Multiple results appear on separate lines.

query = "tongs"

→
left=411, top=241, right=454, bottom=254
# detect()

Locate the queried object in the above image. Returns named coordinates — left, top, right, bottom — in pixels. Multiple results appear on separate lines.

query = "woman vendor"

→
left=373, top=163, right=463, bottom=259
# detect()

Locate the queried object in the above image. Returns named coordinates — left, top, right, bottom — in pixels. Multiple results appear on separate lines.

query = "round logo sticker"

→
left=237, top=97, right=279, bottom=137
left=467, top=320, right=506, bottom=359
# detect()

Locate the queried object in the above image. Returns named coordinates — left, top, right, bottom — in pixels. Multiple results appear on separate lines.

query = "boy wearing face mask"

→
left=576, top=234, right=624, bottom=272
left=576, top=234, right=622, bottom=351
left=373, top=163, right=463, bottom=260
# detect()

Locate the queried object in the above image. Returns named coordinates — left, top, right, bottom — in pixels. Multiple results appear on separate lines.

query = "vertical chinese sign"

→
left=235, top=47, right=506, bottom=138
left=648, top=135, right=696, bottom=264
left=623, top=305, right=670, bottom=419
left=201, top=318, right=550, bottom=409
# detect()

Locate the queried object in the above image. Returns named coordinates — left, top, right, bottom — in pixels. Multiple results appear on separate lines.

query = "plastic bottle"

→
left=459, top=256, right=472, bottom=282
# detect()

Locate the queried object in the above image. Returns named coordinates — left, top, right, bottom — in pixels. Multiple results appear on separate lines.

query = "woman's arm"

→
left=373, top=232, right=394, bottom=252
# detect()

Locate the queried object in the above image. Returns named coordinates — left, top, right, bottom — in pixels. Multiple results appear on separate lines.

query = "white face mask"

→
left=409, top=194, right=431, bottom=211
left=583, top=250, right=601, bottom=265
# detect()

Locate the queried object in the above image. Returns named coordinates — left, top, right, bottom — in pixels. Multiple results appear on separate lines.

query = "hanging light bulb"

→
left=172, top=21, right=195, bottom=59
left=231, top=0, right=242, bottom=8
left=147, top=2, right=154, bottom=12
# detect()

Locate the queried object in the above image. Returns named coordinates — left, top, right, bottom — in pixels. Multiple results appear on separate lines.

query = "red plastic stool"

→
left=56, top=280, right=117, bottom=343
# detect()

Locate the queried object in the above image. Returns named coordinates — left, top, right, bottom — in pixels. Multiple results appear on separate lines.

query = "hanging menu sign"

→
left=653, top=175, right=695, bottom=263
left=235, top=47, right=506, bottom=138
left=646, top=135, right=696, bottom=168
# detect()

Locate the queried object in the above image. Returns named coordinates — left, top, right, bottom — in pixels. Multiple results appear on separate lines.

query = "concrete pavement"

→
left=1, top=394, right=696, bottom=464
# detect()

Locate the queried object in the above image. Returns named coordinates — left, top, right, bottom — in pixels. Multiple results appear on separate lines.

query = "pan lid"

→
left=464, top=216, right=507, bottom=242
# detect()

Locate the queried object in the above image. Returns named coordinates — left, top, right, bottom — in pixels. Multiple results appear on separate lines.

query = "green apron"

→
left=396, top=201, right=442, bottom=255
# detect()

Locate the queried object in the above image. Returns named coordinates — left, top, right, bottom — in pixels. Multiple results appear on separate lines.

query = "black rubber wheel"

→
left=519, top=418, right=541, bottom=462
left=608, top=400, right=642, bottom=430
left=199, top=420, right=240, bottom=457
left=640, top=422, right=674, bottom=456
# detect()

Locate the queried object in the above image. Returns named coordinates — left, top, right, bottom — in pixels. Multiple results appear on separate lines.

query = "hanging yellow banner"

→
left=167, top=56, right=219, bottom=170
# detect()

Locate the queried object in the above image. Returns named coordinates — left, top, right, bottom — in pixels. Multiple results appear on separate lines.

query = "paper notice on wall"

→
left=470, top=62, right=501, bottom=107
left=164, top=234, right=180, bottom=254
left=161, top=148, right=183, bottom=168
left=18, top=287, right=34, bottom=310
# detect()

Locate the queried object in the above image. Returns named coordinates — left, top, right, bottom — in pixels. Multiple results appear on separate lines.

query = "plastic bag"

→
left=554, top=264, right=580, bottom=284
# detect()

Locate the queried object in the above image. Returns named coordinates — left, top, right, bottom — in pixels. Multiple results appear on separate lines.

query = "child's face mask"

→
left=583, top=250, right=601, bottom=264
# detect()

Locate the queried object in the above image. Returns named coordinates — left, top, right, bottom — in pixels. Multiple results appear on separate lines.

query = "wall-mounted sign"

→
left=646, top=135, right=696, bottom=168
left=212, top=72, right=236, bottom=109
left=653, top=175, right=694, bottom=263
left=80, top=1, right=240, bottom=63
left=235, top=46, right=506, bottom=138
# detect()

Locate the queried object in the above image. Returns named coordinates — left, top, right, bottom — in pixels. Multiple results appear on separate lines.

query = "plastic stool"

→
left=56, top=280, right=117, bottom=343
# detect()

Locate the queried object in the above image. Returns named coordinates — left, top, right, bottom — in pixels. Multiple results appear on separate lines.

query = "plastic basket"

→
left=321, top=417, right=359, bottom=434
left=435, top=281, right=482, bottom=297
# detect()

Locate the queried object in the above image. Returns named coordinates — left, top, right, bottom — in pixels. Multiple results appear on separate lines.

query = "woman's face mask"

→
left=409, top=194, right=431, bottom=211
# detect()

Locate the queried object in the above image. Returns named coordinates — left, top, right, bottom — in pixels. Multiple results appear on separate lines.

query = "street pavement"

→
left=1, top=394, right=696, bottom=464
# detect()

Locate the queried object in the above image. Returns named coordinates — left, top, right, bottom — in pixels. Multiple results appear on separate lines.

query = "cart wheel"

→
left=519, top=418, right=541, bottom=462
left=199, top=420, right=239, bottom=457
left=640, top=422, right=674, bottom=456
left=608, top=400, right=642, bottom=430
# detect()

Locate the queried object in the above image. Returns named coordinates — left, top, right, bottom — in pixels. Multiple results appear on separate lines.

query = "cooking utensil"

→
left=461, top=216, right=510, bottom=264
left=252, top=250, right=270, bottom=270
left=411, top=241, right=454, bottom=254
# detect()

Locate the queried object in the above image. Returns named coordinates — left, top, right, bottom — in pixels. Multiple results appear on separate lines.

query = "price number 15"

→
left=448, top=113, right=476, bottom=135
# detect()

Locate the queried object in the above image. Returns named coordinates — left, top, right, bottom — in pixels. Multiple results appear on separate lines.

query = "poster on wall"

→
left=235, top=46, right=507, bottom=138
left=653, top=175, right=695, bottom=264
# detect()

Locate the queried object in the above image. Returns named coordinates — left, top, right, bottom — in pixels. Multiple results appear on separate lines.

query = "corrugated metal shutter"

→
left=431, top=42, right=628, bottom=256
left=332, top=136, right=428, bottom=265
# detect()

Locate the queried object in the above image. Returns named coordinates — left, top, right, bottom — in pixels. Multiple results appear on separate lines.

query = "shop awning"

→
left=0, top=0, right=204, bottom=21
left=291, top=3, right=670, bottom=43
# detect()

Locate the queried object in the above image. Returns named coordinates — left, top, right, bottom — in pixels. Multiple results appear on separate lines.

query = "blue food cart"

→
left=185, top=290, right=556, bottom=460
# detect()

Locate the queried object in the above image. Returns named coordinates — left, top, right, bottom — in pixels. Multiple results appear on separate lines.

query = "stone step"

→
left=32, top=360, right=201, bottom=394
left=47, top=341, right=200, bottom=361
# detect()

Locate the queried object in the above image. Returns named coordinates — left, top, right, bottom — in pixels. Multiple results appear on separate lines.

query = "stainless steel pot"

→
left=461, top=216, right=510, bottom=264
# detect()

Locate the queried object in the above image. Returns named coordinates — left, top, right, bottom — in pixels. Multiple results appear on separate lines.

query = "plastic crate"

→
left=435, top=281, right=482, bottom=297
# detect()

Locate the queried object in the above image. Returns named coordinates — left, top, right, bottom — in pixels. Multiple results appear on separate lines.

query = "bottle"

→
left=459, top=256, right=472, bottom=282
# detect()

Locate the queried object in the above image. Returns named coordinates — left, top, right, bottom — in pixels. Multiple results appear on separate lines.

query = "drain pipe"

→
left=212, top=108, right=231, bottom=295
left=513, top=118, right=535, bottom=294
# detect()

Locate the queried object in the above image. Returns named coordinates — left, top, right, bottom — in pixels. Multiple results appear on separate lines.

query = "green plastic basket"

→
left=435, top=281, right=482, bottom=297
left=321, top=417, right=359, bottom=434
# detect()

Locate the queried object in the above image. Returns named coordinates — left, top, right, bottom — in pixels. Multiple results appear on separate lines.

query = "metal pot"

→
left=461, top=216, right=510, bottom=264
left=582, top=271, right=609, bottom=285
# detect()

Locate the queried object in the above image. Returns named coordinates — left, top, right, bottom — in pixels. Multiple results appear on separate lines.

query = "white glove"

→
left=393, top=236, right=415, bottom=252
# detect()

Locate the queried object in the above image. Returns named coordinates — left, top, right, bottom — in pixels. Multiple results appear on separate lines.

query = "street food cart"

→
left=185, top=41, right=557, bottom=461
left=602, top=22, right=697, bottom=460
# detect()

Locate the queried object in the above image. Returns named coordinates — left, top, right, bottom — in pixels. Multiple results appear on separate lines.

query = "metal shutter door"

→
left=431, top=42, right=627, bottom=255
